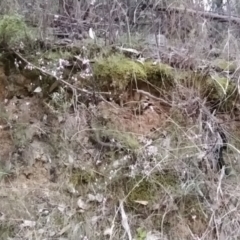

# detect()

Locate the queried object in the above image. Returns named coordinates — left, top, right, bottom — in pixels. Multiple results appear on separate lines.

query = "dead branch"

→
left=157, top=7, right=240, bottom=25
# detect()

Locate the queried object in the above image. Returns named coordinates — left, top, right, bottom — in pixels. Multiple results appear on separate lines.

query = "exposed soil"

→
left=0, top=51, right=240, bottom=240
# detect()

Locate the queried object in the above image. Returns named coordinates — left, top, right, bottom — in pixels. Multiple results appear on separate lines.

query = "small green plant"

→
left=136, top=227, right=147, bottom=240
left=11, top=123, right=29, bottom=148
left=43, top=50, right=72, bottom=61
left=0, top=14, right=31, bottom=47
left=50, top=87, right=72, bottom=112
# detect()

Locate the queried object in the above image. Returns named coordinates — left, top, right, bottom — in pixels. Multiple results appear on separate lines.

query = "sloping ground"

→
left=0, top=45, right=240, bottom=240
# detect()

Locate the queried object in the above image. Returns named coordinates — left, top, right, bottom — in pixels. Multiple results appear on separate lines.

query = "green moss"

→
left=178, top=70, right=238, bottom=110
left=90, top=117, right=140, bottom=151
left=205, top=75, right=237, bottom=110
left=154, top=171, right=179, bottom=188
left=126, top=172, right=179, bottom=203
left=11, top=123, right=29, bottom=148
left=212, top=59, right=237, bottom=72
left=92, top=127, right=140, bottom=151
left=93, top=54, right=146, bottom=93
left=209, top=75, right=235, bottom=96
left=136, top=227, right=147, bottom=240
left=43, top=50, right=72, bottom=61
left=70, top=169, right=96, bottom=187
left=127, top=177, right=156, bottom=203
left=0, top=14, right=32, bottom=47
left=144, top=62, right=175, bottom=88
left=92, top=54, right=177, bottom=102
left=0, top=223, right=15, bottom=239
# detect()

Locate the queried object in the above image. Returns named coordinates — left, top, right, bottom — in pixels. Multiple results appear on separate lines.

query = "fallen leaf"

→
left=87, top=193, right=103, bottom=203
left=104, top=227, right=113, bottom=236
left=57, top=204, right=66, bottom=213
left=58, top=224, right=71, bottom=236
left=68, top=155, right=74, bottom=164
left=33, top=86, right=42, bottom=93
left=120, top=200, right=132, bottom=240
left=134, top=200, right=149, bottom=206
left=20, top=220, right=36, bottom=228
left=77, top=198, right=88, bottom=210
left=89, top=28, right=95, bottom=40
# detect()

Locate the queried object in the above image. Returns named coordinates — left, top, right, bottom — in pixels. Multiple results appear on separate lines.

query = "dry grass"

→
left=1, top=1, right=240, bottom=240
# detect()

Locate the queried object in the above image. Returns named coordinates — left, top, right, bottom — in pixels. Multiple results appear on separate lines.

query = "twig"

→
left=134, top=89, right=173, bottom=106
left=216, top=166, right=225, bottom=201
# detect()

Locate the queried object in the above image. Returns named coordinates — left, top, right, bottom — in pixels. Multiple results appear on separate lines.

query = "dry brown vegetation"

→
left=1, top=1, right=240, bottom=240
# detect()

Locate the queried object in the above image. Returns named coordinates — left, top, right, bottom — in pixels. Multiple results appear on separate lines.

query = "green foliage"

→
left=0, top=14, right=31, bottom=47
left=136, top=228, right=147, bottom=240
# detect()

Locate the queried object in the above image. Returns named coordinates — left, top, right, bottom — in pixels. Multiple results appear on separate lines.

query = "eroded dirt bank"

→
left=0, top=45, right=240, bottom=240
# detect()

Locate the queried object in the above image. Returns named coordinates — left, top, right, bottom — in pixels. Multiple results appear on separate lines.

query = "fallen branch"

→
left=157, top=7, right=240, bottom=25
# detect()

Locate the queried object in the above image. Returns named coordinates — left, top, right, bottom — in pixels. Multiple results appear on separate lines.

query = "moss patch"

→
left=11, top=123, right=29, bottom=148
left=127, top=177, right=157, bottom=203
left=70, top=168, right=96, bottom=187
left=91, top=126, right=140, bottom=151
left=212, top=58, right=237, bottom=72
left=0, top=14, right=33, bottom=48
left=144, top=62, right=175, bottom=89
left=0, top=223, right=15, bottom=239
left=42, top=50, right=72, bottom=61
left=109, top=171, right=180, bottom=204
left=177, top=70, right=238, bottom=110
left=205, top=75, right=238, bottom=110
left=90, top=116, right=140, bottom=151
left=93, top=55, right=176, bottom=91
left=93, top=54, right=146, bottom=93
